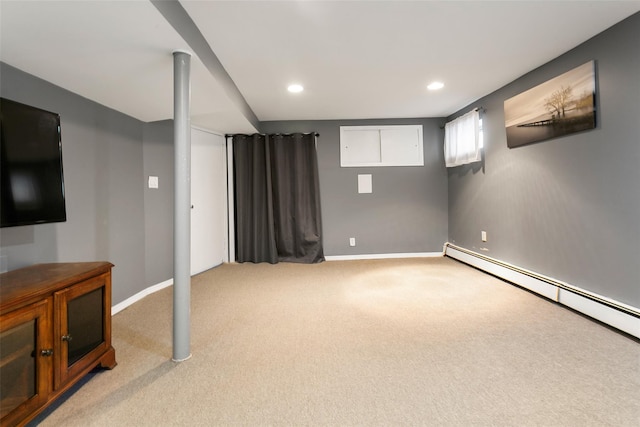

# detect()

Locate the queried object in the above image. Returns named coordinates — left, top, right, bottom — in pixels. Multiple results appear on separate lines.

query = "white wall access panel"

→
left=341, top=128, right=381, bottom=165
left=340, top=125, right=423, bottom=167
left=358, top=174, right=373, bottom=194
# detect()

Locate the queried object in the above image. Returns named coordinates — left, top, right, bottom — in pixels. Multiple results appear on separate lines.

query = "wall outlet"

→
left=349, top=237, right=356, bottom=247
left=481, top=231, right=487, bottom=242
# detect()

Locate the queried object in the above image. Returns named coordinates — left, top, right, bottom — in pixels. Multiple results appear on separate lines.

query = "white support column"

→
left=172, top=49, right=192, bottom=362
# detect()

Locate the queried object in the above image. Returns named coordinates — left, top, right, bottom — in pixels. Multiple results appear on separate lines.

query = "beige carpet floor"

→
left=34, top=257, right=639, bottom=426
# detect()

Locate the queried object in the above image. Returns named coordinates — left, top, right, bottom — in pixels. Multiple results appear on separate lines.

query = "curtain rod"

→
left=463, top=106, right=485, bottom=114
left=226, top=132, right=319, bottom=138
left=440, top=106, right=485, bottom=129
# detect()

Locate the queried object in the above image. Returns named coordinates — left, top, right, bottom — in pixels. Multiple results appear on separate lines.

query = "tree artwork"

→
left=544, top=85, right=573, bottom=119
left=504, top=61, right=596, bottom=148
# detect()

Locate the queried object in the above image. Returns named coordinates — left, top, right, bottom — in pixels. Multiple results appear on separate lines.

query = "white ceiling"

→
left=1, top=1, right=639, bottom=134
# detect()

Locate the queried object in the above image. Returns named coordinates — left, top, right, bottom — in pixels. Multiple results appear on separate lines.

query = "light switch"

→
left=148, top=176, right=159, bottom=189
left=358, top=174, right=372, bottom=194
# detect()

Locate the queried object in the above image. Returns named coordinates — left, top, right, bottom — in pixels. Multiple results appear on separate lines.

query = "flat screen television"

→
left=1, top=97, right=66, bottom=227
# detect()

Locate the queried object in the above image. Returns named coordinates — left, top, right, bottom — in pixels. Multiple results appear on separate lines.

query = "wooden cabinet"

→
left=0, top=262, right=116, bottom=427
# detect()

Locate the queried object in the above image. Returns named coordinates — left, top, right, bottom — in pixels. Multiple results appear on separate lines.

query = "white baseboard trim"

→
left=325, top=252, right=443, bottom=261
left=111, top=278, right=173, bottom=315
left=444, top=243, right=640, bottom=339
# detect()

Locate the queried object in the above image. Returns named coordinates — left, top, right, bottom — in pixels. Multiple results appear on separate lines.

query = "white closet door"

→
left=191, top=128, right=227, bottom=275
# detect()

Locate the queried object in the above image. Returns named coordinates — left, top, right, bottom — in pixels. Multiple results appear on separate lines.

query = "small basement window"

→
left=340, top=125, right=424, bottom=167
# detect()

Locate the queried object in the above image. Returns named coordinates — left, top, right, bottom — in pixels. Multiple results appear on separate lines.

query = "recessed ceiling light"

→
left=288, top=84, right=304, bottom=93
left=427, top=81, right=445, bottom=91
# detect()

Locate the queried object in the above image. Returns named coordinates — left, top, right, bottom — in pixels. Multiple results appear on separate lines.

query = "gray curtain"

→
left=233, top=133, right=324, bottom=264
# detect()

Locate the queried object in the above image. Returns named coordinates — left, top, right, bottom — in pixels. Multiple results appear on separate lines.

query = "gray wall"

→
left=447, top=13, right=640, bottom=308
left=142, top=120, right=174, bottom=286
left=0, top=63, right=147, bottom=305
left=261, top=119, right=448, bottom=256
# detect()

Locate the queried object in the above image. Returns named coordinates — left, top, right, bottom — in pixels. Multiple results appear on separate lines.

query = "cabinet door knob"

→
left=62, top=334, right=73, bottom=342
left=41, top=349, right=53, bottom=357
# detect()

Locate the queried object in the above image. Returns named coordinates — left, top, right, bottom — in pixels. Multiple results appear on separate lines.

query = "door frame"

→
left=225, top=135, right=235, bottom=263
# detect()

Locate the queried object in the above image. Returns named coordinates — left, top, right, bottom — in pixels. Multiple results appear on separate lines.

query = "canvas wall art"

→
left=504, top=60, right=596, bottom=148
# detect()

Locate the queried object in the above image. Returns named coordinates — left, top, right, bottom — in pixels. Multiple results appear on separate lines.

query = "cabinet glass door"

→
left=55, top=273, right=110, bottom=388
left=67, top=287, right=104, bottom=366
left=0, top=321, right=36, bottom=418
left=0, top=299, right=51, bottom=425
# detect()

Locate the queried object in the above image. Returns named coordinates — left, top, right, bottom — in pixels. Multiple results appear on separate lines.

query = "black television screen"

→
left=1, top=97, right=66, bottom=227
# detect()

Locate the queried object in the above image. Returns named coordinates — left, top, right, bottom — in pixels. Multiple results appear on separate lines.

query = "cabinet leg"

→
left=98, top=347, right=117, bottom=370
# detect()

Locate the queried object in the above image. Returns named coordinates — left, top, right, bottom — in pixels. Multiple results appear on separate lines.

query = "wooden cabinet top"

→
left=0, top=262, right=113, bottom=314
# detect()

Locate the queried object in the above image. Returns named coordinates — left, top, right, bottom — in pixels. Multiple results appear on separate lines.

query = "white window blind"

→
left=444, top=109, right=481, bottom=167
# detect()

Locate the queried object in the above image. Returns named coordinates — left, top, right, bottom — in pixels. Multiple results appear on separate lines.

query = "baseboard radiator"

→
left=444, top=243, right=639, bottom=339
